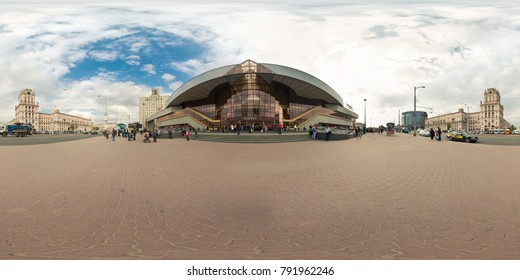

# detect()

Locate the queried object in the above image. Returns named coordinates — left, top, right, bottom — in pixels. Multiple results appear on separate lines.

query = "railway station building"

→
left=146, top=60, right=358, bottom=132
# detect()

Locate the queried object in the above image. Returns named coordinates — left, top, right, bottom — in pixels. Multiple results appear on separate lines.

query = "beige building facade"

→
left=426, top=88, right=510, bottom=132
left=139, top=88, right=169, bottom=128
left=14, top=89, right=92, bottom=132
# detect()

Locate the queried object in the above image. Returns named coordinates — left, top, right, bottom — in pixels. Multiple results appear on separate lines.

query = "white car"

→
left=418, top=129, right=430, bottom=137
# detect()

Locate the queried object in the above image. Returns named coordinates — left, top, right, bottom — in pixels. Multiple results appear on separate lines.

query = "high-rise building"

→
left=480, top=88, right=509, bottom=131
left=14, top=89, right=92, bottom=132
left=425, top=88, right=510, bottom=132
left=139, top=88, right=169, bottom=129
left=15, top=89, right=40, bottom=128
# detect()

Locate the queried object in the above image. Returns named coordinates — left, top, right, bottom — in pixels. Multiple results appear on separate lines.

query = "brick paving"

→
left=1, top=133, right=519, bottom=259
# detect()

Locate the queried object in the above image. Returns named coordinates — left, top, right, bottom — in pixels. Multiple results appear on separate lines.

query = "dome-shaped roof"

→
left=165, top=60, right=344, bottom=107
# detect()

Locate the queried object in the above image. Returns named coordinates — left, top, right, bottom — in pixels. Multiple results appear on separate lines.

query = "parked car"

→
left=446, top=130, right=458, bottom=140
left=418, top=129, right=430, bottom=137
left=449, top=131, right=479, bottom=143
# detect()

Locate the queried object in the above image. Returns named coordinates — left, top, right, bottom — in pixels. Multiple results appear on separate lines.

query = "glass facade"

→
left=402, top=111, right=428, bottom=129
left=184, top=61, right=325, bottom=129
left=156, top=60, right=357, bottom=132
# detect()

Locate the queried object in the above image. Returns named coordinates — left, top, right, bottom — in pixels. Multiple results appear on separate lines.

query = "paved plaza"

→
left=1, top=133, right=519, bottom=259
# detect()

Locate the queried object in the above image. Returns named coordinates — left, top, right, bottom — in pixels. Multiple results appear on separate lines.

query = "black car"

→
left=450, top=131, right=479, bottom=143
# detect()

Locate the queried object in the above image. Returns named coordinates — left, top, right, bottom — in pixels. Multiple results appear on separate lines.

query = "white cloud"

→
left=124, top=55, right=141, bottom=66
left=169, top=59, right=205, bottom=76
left=53, top=71, right=148, bottom=123
left=140, top=64, right=156, bottom=75
left=89, top=50, right=119, bottom=61
left=161, top=73, right=175, bottom=82
left=1, top=1, right=520, bottom=127
left=168, top=81, right=183, bottom=91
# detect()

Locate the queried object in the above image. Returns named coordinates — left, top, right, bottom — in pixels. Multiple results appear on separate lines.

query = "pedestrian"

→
left=127, top=130, right=132, bottom=141
left=111, top=128, right=116, bottom=142
left=325, top=126, right=332, bottom=141
left=168, top=127, right=173, bottom=139
left=186, top=129, right=190, bottom=141
left=437, top=127, right=442, bottom=141
left=143, top=131, right=151, bottom=143
left=195, top=128, right=198, bottom=138
left=312, top=125, right=317, bottom=140
left=132, top=129, right=136, bottom=141
left=152, top=129, right=157, bottom=143
left=277, top=122, right=283, bottom=134
left=429, top=128, right=435, bottom=140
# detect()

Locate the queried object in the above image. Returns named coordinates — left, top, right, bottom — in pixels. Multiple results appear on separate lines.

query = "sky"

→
left=1, top=0, right=520, bottom=127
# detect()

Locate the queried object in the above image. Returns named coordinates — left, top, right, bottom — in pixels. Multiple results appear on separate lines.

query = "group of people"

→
left=308, top=124, right=332, bottom=140
left=228, top=122, right=284, bottom=134
left=429, top=127, right=443, bottom=141
left=103, top=128, right=136, bottom=142
left=143, top=129, right=158, bottom=143
left=102, top=126, right=198, bottom=143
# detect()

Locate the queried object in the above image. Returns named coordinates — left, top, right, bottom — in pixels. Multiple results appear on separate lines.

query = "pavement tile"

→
left=1, top=133, right=520, bottom=259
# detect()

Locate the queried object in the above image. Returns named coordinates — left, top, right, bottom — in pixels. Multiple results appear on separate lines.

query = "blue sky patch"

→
left=64, top=27, right=206, bottom=92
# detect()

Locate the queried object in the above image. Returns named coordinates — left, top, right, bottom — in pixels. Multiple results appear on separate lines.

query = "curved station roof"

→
left=165, top=60, right=344, bottom=107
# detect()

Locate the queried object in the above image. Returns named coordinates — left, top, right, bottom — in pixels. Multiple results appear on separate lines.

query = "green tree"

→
left=447, top=123, right=452, bottom=130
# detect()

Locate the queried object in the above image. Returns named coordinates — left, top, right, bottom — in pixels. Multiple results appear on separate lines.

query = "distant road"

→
left=393, top=132, right=520, bottom=146
left=0, top=133, right=99, bottom=146
left=1, top=132, right=519, bottom=146
left=459, top=134, right=520, bottom=146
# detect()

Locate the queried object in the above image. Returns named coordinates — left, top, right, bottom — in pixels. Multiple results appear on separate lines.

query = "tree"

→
left=510, top=124, right=516, bottom=131
left=447, top=123, right=452, bottom=130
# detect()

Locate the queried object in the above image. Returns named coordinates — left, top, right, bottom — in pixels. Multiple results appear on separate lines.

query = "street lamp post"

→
left=413, top=86, right=425, bottom=136
left=363, top=98, right=367, bottom=134
left=98, top=95, right=108, bottom=125
left=398, top=107, right=404, bottom=126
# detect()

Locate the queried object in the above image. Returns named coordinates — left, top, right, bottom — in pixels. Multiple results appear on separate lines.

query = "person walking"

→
left=311, top=124, right=317, bottom=140
left=429, top=127, right=435, bottom=140
left=111, top=128, right=116, bottom=142
left=168, top=127, right=173, bottom=139
left=437, top=127, right=442, bottom=141
left=152, top=129, right=157, bottom=143
left=186, top=129, right=190, bottom=141
left=355, top=126, right=361, bottom=139
left=325, top=126, right=331, bottom=141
